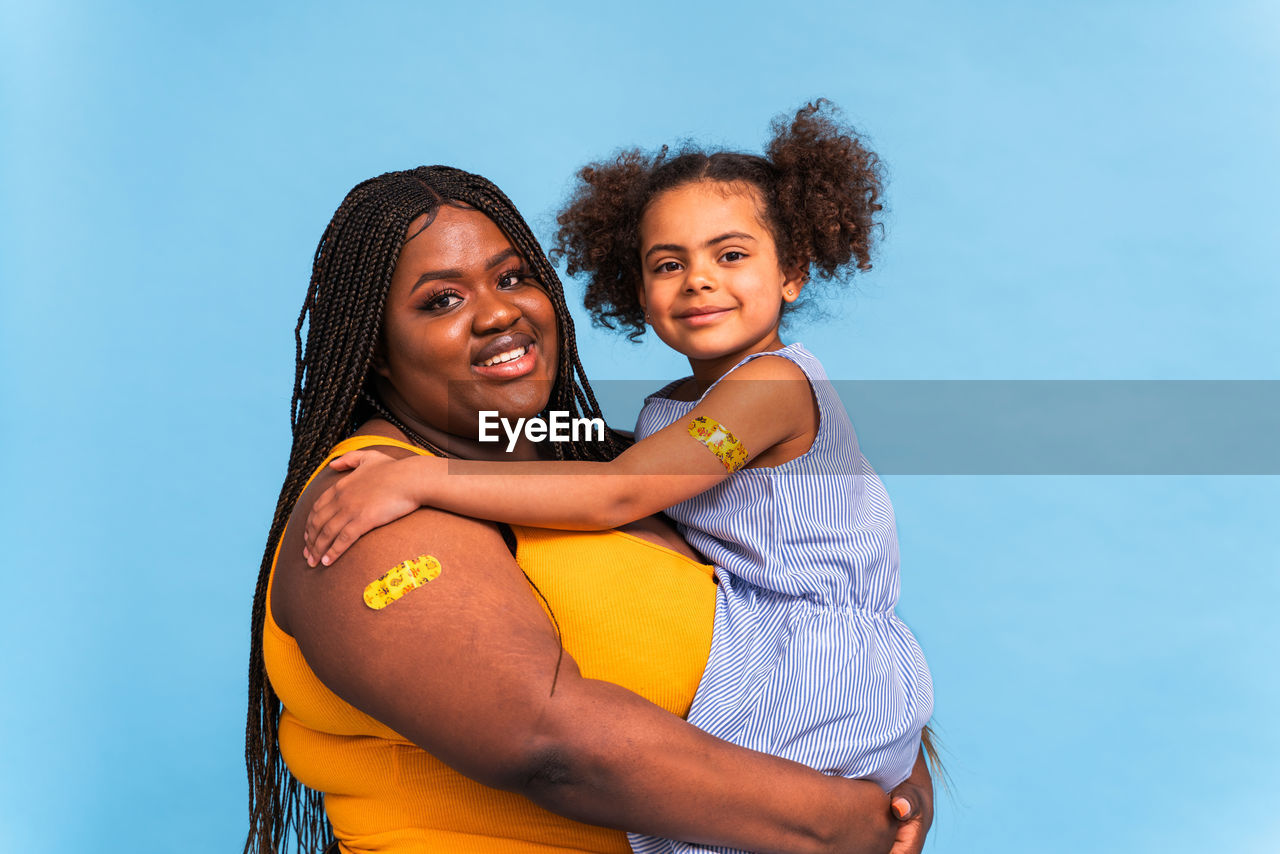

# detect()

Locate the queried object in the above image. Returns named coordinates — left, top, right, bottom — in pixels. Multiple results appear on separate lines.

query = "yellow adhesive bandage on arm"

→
left=363, top=555, right=443, bottom=610
left=688, top=416, right=748, bottom=473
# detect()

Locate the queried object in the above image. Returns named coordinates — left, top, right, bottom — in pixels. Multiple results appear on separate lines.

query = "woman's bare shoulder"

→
left=271, top=452, right=513, bottom=637
left=269, top=458, right=572, bottom=787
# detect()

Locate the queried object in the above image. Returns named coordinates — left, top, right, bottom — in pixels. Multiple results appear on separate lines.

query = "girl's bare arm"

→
left=305, top=356, right=817, bottom=564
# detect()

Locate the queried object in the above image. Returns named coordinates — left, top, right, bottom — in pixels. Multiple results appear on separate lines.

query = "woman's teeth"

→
left=478, top=346, right=527, bottom=367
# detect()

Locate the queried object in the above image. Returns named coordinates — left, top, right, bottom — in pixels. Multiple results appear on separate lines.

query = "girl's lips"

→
left=471, top=342, right=539, bottom=379
left=677, top=307, right=733, bottom=327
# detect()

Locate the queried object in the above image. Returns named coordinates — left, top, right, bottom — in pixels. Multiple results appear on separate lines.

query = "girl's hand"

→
left=327, top=447, right=396, bottom=473
left=303, top=453, right=443, bottom=566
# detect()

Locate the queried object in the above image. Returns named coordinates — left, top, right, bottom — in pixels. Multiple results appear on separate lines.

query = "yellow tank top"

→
left=263, top=436, right=717, bottom=853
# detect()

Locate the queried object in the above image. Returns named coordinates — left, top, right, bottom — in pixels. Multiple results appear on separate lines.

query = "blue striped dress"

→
left=628, top=343, right=933, bottom=854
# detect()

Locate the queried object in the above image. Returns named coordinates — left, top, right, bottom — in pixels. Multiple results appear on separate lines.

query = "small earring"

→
left=645, top=311, right=651, bottom=322
left=785, top=289, right=794, bottom=296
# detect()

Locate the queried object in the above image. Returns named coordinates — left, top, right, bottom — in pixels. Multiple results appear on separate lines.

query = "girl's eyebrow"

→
left=643, top=232, right=757, bottom=261
left=706, top=231, right=756, bottom=246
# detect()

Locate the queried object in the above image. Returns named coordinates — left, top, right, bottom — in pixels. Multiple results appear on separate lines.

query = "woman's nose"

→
left=472, top=286, right=521, bottom=331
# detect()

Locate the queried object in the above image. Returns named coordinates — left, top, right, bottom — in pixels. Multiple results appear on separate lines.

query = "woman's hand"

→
left=303, top=451, right=444, bottom=566
left=885, top=749, right=934, bottom=854
left=817, top=750, right=934, bottom=854
left=814, top=762, right=933, bottom=854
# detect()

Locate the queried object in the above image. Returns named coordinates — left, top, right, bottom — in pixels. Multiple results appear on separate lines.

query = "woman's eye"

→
left=498, top=270, right=533, bottom=289
left=422, top=290, right=462, bottom=311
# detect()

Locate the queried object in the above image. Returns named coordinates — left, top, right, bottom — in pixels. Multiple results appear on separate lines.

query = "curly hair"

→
left=245, top=166, right=629, bottom=854
left=554, top=100, right=884, bottom=340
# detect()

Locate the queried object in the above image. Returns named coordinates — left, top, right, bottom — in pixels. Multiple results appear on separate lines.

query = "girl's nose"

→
left=684, top=263, right=716, bottom=292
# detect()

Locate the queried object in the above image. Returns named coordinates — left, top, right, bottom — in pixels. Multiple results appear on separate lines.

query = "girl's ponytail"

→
left=554, top=149, right=655, bottom=339
left=766, top=99, right=884, bottom=281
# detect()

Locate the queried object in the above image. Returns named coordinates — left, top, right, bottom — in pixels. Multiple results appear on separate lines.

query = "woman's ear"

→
left=372, top=338, right=390, bottom=379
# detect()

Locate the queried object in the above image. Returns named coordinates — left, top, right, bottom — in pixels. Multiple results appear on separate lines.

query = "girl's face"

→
left=637, top=181, right=804, bottom=368
left=375, top=205, right=559, bottom=448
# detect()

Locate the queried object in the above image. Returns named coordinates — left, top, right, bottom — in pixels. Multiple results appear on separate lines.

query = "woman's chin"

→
left=459, top=384, right=555, bottom=429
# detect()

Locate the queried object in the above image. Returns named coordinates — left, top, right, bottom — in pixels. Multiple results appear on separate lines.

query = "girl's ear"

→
left=781, top=267, right=807, bottom=304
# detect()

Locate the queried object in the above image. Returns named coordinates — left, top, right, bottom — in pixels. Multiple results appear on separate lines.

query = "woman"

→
left=245, top=166, right=934, bottom=853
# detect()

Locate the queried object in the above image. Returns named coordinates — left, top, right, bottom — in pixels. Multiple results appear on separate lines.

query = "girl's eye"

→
left=421, top=289, right=462, bottom=311
left=654, top=260, right=682, bottom=274
left=721, top=250, right=746, bottom=263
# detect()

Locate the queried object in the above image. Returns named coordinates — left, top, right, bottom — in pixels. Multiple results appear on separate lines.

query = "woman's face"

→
left=375, top=205, right=559, bottom=444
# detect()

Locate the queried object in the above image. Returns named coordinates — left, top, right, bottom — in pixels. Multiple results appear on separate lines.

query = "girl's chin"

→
left=676, top=344, right=747, bottom=363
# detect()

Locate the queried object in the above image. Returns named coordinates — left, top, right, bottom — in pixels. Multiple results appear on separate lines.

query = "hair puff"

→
left=554, top=100, right=885, bottom=341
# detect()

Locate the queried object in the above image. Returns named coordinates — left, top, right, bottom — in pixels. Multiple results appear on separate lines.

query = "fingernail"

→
left=892, top=798, right=911, bottom=819
left=322, top=555, right=331, bottom=566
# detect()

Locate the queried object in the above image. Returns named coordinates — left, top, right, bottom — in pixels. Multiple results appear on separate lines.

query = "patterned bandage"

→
left=688, top=416, right=748, bottom=472
left=363, top=555, right=443, bottom=610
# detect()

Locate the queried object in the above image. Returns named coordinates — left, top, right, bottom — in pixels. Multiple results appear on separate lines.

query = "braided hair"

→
left=244, top=166, right=629, bottom=854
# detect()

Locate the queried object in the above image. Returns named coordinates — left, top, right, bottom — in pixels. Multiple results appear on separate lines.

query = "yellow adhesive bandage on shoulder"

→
left=688, top=416, right=748, bottom=472
left=363, top=554, right=443, bottom=610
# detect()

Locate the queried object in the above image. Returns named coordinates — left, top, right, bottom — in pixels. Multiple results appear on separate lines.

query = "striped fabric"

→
left=628, top=344, right=933, bottom=854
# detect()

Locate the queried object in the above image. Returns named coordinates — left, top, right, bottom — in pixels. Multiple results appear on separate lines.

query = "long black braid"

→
left=244, top=166, right=630, bottom=854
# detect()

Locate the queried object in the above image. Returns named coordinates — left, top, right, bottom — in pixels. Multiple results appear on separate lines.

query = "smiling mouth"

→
left=676, top=306, right=733, bottom=326
left=472, top=342, right=540, bottom=379
left=478, top=346, right=527, bottom=367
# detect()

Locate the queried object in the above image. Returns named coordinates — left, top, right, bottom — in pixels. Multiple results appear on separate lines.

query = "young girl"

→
left=306, top=101, right=933, bottom=854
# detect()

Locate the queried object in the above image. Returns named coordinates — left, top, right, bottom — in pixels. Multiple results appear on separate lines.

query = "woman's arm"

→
left=305, top=356, right=817, bottom=565
left=275, top=466, right=904, bottom=854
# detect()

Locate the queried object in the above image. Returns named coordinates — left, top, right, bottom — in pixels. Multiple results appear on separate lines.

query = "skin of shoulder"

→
left=692, top=353, right=818, bottom=470
left=272, top=448, right=571, bottom=790
left=579, top=352, right=819, bottom=522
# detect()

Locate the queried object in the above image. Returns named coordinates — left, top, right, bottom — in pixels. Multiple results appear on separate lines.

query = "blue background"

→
left=2, top=1, right=1277, bottom=851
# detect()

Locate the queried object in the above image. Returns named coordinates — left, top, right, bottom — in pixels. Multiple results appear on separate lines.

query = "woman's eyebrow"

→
left=411, top=269, right=463, bottom=292
left=483, top=248, right=521, bottom=270
left=643, top=232, right=757, bottom=261
left=410, top=249, right=524, bottom=293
